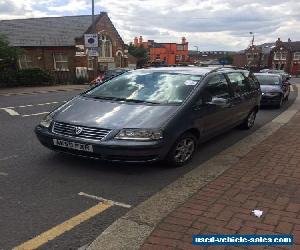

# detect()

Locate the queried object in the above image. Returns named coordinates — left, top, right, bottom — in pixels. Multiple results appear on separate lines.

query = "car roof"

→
left=134, top=66, right=247, bottom=75
left=254, top=73, right=281, bottom=78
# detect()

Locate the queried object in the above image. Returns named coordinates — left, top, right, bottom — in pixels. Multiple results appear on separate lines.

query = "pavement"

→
left=141, top=112, right=300, bottom=250
left=87, top=81, right=300, bottom=250
left=0, top=80, right=299, bottom=250
left=0, top=84, right=88, bottom=96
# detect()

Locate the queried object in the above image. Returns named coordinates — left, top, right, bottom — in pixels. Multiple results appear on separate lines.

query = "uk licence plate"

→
left=53, top=139, right=93, bottom=152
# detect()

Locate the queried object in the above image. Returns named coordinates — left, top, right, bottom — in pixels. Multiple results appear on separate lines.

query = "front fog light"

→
left=115, top=129, right=163, bottom=140
left=40, top=114, right=53, bottom=128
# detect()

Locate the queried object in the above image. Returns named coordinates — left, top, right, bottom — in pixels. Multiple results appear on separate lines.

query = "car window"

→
left=247, top=73, right=260, bottom=90
left=201, top=74, right=231, bottom=102
left=226, top=72, right=250, bottom=94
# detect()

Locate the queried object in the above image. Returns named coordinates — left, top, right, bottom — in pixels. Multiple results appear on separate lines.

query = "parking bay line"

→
left=0, top=155, right=18, bottom=161
left=12, top=202, right=113, bottom=250
left=22, top=112, right=49, bottom=117
left=2, top=101, right=64, bottom=109
left=78, top=192, right=132, bottom=209
left=1, top=108, right=20, bottom=116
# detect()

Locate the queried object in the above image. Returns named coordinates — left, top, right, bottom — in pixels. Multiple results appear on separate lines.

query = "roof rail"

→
left=203, top=66, right=248, bottom=77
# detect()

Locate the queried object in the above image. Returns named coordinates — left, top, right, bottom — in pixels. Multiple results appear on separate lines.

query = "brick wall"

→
left=21, top=47, right=77, bottom=83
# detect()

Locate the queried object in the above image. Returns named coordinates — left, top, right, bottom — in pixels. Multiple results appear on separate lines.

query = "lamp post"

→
left=194, top=46, right=199, bottom=64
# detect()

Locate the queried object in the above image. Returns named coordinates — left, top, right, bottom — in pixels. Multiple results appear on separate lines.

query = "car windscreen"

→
left=254, top=75, right=281, bottom=85
left=85, top=71, right=202, bottom=104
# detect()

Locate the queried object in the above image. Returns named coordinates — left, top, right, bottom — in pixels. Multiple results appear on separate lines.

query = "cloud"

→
left=0, top=0, right=299, bottom=50
left=48, top=0, right=89, bottom=13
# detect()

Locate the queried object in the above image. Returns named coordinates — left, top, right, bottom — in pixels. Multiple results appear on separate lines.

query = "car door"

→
left=192, top=73, right=235, bottom=139
left=225, top=72, right=253, bottom=122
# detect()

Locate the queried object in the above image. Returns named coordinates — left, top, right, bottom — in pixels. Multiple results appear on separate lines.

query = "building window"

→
left=19, top=54, right=33, bottom=69
left=99, top=35, right=112, bottom=58
left=281, top=52, right=287, bottom=60
left=176, top=44, right=184, bottom=51
left=274, top=52, right=287, bottom=60
left=156, top=54, right=160, bottom=60
left=274, top=52, right=281, bottom=60
left=88, top=57, right=94, bottom=70
left=294, top=52, right=300, bottom=60
left=53, top=53, right=69, bottom=71
left=175, top=55, right=181, bottom=61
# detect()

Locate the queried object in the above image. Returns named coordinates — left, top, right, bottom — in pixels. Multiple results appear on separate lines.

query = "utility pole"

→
left=92, top=0, right=95, bottom=33
left=92, top=0, right=97, bottom=80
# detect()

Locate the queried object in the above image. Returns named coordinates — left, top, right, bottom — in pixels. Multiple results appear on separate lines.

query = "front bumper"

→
left=35, top=125, right=169, bottom=163
left=260, top=94, right=281, bottom=106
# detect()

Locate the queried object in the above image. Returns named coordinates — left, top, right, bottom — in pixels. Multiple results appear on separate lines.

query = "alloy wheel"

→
left=174, top=138, right=195, bottom=163
left=247, top=111, right=256, bottom=128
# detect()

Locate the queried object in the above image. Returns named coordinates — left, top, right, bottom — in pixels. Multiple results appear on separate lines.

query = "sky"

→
left=0, top=0, right=299, bottom=51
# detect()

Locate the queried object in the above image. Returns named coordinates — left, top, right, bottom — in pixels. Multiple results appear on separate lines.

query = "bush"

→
left=17, top=68, right=53, bottom=85
left=0, top=68, right=54, bottom=87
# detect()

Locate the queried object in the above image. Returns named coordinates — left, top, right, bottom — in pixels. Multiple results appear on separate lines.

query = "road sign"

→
left=84, top=34, right=98, bottom=48
left=87, top=48, right=99, bottom=57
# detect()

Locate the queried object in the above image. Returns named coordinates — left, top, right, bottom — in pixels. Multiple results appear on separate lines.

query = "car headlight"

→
left=115, top=129, right=163, bottom=141
left=39, top=113, right=53, bottom=128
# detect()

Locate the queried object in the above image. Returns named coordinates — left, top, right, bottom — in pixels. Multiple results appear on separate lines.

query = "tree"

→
left=0, top=35, right=20, bottom=71
left=128, top=43, right=148, bottom=68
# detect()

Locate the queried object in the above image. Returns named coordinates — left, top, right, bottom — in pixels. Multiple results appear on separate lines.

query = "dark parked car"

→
left=103, top=68, right=130, bottom=81
left=254, top=73, right=290, bottom=108
left=35, top=67, right=261, bottom=167
left=259, top=69, right=291, bottom=81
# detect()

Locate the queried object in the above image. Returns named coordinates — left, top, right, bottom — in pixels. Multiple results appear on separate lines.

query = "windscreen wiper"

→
left=123, top=99, right=160, bottom=104
left=87, top=95, right=159, bottom=104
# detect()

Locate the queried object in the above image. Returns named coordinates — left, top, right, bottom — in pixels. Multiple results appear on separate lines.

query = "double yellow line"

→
left=13, top=202, right=113, bottom=250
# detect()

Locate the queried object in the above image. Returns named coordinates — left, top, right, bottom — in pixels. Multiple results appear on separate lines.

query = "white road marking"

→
left=290, top=85, right=294, bottom=92
left=2, top=101, right=64, bottom=109
left=0, top=155, right=18, bottom=161
left=22, top=112, right=49, bottom=117
left=78, top=192, right=132, bottom=209
left=1, top=108, right=20, bottom=116
left=0, top=172, right=8, bottom=176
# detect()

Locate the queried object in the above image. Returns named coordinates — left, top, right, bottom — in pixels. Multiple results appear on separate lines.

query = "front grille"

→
left=52, top=122, right=111, bottom=141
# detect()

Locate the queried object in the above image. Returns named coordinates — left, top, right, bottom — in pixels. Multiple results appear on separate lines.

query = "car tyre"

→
left=165, top=132, right=197, bottom=167
left=240, top=109, right=256, bottom=129
left=276, top=95, right=283, bottom=109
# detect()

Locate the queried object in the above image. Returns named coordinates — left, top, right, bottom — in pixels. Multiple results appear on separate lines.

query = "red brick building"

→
left=233, top=43, right=274, bottom=71
left=134, top=36, right=189, bottom=65
left=270, top=38, right=300, bottom=74
left=0, top=12, right=128, bottom=82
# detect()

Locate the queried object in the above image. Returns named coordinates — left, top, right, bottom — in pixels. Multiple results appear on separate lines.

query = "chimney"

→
left=182, top=37, right=186, bottom=44
left=139, top=36, right=143, bottom=44
left=134, top=37, right=138, bottom=46
left=275, top=37, right=281, bottom=46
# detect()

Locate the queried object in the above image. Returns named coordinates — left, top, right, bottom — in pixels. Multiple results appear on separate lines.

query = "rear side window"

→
left=201, top=74, right=231, bottom=102
left=226, top=72, right=250, bottom=94
left=247, top=73, right=260, bottom=90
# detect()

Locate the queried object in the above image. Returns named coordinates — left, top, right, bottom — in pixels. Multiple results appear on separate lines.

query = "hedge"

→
left=0, top=68, right=54, bottom=87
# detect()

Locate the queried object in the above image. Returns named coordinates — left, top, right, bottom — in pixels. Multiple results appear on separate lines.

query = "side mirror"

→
left=207, top=97, right=228, bottom=106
